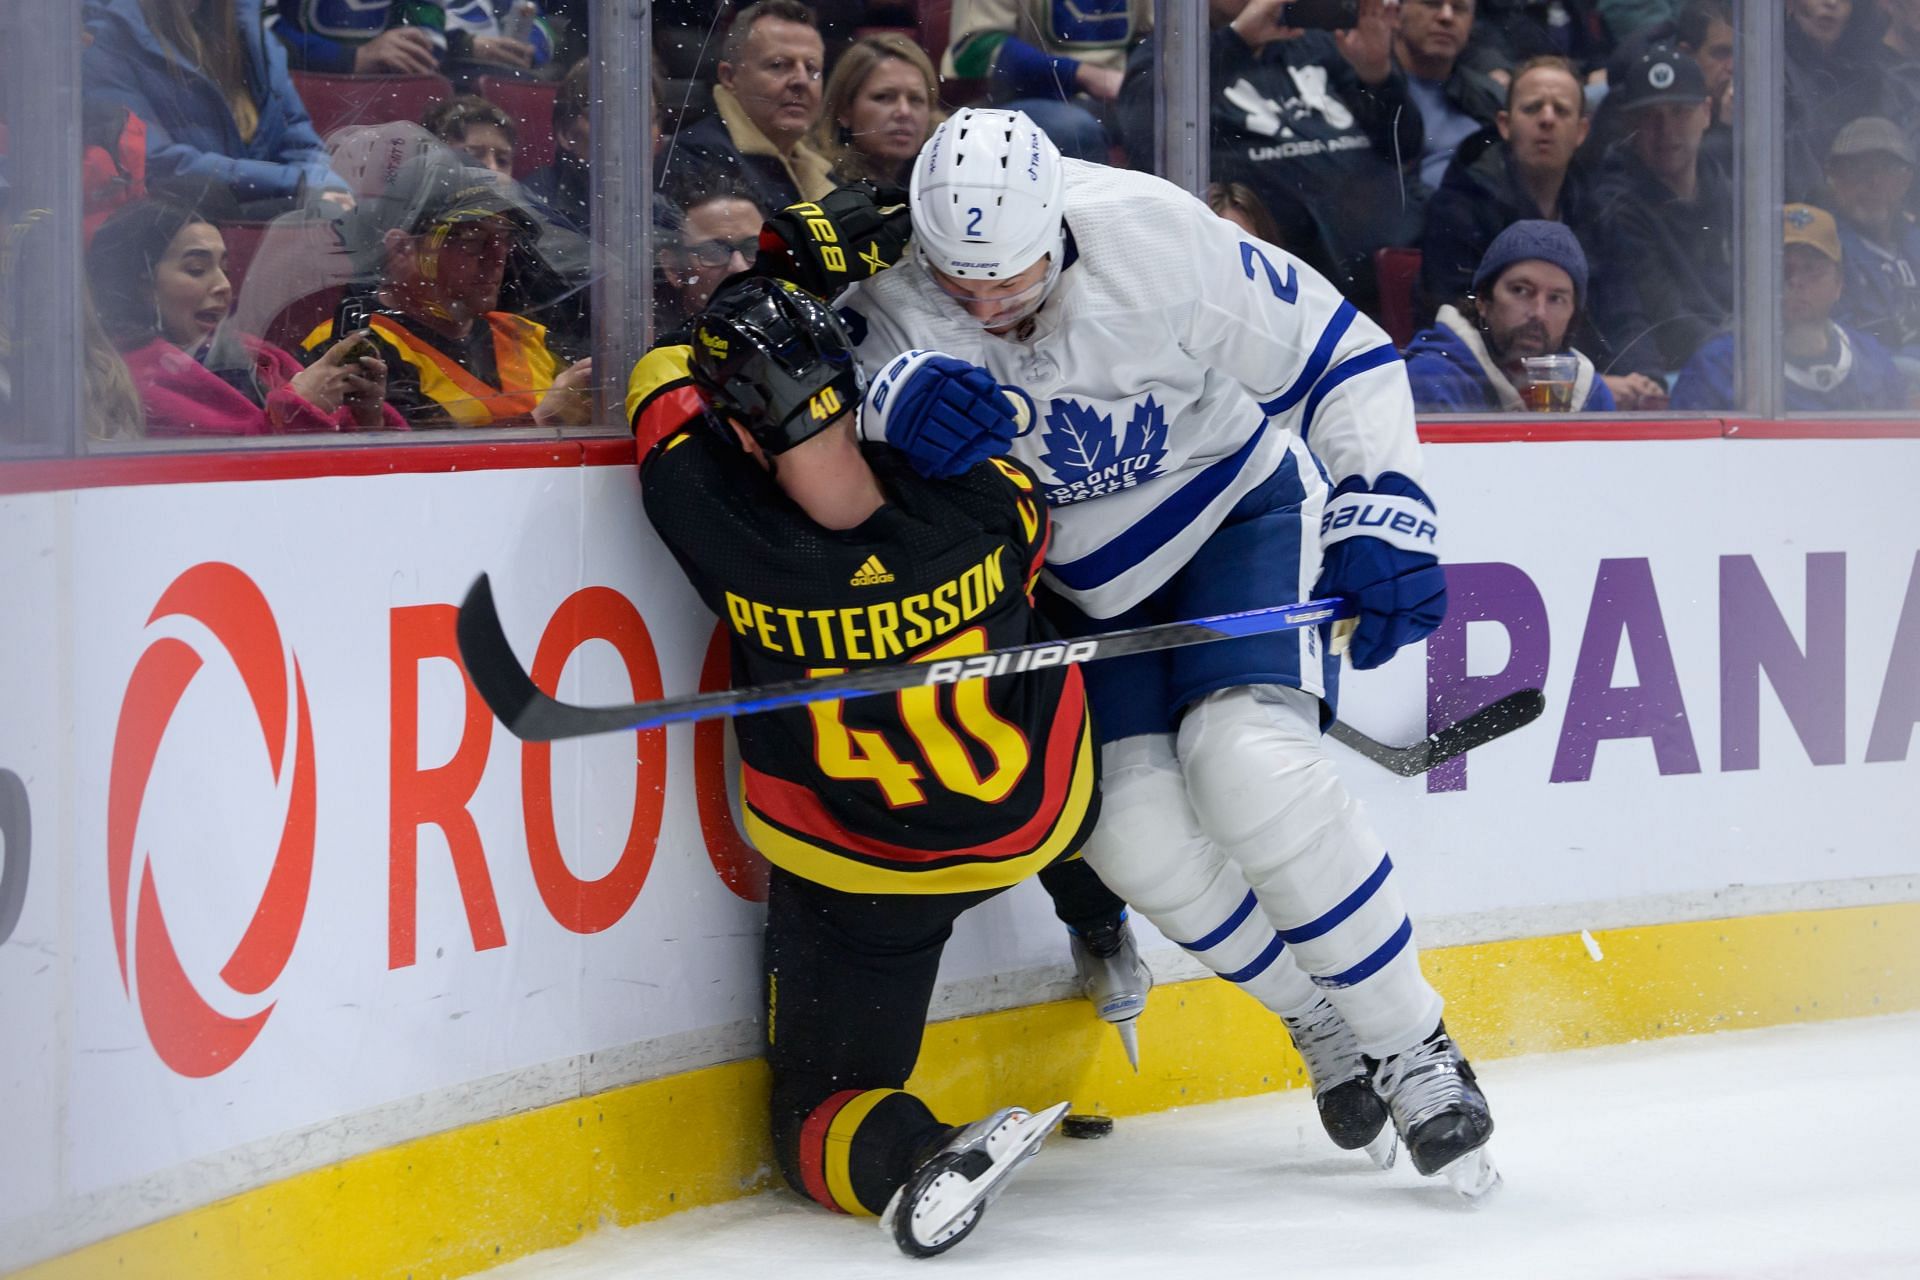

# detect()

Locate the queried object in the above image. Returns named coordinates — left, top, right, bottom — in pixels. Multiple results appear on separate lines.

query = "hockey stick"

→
left=456, top=573, right=1355, bottom=742
left=1328, top=688, right=1547, bottom=777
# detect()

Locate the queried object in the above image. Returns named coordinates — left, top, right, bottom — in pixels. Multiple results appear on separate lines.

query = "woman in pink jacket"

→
left=87, top=199, right=402, bottom=436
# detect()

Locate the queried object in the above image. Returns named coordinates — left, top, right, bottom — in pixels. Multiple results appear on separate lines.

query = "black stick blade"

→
left=1330, top=688, right=1548, bottom=777
left=1425, top=688, right=1547, bottom=769
left=455, top=574, right=545, bottom=733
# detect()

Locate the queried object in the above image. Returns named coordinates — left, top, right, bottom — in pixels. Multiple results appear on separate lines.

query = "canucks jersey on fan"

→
left=840, top=160, right=1421, bottom=620
left=640, top=429, right=1097, bottom=896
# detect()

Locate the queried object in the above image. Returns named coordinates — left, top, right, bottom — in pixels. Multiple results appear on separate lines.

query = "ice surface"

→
left=486, top=1015, right=1920, bottom=1279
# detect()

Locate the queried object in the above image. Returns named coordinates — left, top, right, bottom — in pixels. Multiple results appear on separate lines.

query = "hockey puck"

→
left=1060, top=1113, right=1114, bottom=1140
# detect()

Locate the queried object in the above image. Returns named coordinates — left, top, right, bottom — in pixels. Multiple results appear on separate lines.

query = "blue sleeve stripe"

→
left=1169, top=889, right=1260, bottom=951
left=1275, top=853, right=1392, bottom=944
left=1298, top=343, right=1402, bottom=445
left=1311, top=915, right=1414, bottom=990
left=1260, top=301, right=1357, bottom=417
left=1049, top=421, right=1269, bottom=592
left=1218, top=932, right=1289, bottom=985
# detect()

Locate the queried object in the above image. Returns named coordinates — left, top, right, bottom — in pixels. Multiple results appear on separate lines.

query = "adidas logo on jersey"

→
left=849, top=555, right=895, bottom=586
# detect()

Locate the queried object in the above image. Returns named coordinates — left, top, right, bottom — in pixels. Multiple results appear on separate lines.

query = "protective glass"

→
left=682, top=236, right=763, bottom=268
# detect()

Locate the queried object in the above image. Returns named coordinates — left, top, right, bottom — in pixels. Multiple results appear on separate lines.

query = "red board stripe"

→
left=5, top=416, right=1919, bottom=498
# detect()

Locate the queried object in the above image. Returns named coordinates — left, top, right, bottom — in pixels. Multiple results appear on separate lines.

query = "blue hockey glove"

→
left=1315, top=472, right=1448, bottom=670
left=860, top=350, right=1031, bottom=478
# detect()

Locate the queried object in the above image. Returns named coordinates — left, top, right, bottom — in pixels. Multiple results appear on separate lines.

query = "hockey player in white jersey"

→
left=836, top=108, right=1498, bottom=1198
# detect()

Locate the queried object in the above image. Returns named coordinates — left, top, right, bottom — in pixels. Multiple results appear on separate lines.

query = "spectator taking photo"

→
left=309, top=148, right=591, bottom=427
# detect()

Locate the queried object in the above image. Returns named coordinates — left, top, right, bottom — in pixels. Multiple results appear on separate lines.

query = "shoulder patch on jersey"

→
left=625, top=342, right=697, bottom=429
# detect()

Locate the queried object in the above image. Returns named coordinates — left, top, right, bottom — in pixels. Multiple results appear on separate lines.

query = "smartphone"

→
left=1281, top=0, right=1359, bottom=29
left=333, top=294, right=378, bottom=359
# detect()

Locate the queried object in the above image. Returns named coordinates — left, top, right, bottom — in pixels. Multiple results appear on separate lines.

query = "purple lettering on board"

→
left=1866, top=550, right=1920, bottom=763
left=1719, top=553, right=1847, bottom=770
left=1425, top=563, right=1549, bottom=794
left=1550, top=558, right=1700, bottom=783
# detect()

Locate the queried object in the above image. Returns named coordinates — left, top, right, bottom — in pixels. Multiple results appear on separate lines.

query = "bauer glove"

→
left=861, top=350, right=1035, bottom=479
left=755, top=181, right=911, bottom=298
left=1314, top=472, right=1448, bottom=670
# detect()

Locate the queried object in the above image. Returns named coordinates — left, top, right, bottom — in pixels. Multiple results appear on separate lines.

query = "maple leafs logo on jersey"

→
left=1035, top=396, right=1168, bottom=505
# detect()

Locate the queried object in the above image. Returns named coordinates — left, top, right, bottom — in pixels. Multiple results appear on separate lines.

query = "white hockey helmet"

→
left=909, top=108, right=1065, bottom=282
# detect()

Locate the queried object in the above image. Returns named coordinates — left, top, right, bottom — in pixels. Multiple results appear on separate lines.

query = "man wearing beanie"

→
left=1403, top=220, right=1617, bottom=412
left=1671, top=204, right=1909, bottom=411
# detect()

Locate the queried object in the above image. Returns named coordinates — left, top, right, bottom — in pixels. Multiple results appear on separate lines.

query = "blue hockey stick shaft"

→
left=456, top=573, right=1355, bottom=742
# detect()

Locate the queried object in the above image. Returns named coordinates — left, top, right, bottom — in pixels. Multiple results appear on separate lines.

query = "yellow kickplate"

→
left=18, top=902, right=1918, bottom=1280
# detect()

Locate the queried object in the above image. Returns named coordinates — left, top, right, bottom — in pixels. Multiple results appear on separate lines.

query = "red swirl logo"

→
left=107, top=563, right=316, bottom=1078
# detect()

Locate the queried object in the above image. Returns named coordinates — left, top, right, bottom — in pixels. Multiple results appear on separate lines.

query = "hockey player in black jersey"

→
left=640, top=275, right=1095, bottom=1256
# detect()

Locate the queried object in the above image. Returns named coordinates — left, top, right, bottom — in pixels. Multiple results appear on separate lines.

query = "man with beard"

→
left=676, top=0, right=836, bottom=214
left=1403, top=220, right=1616, bottom=411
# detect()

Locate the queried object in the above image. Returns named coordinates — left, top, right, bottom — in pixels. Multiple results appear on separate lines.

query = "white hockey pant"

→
left=1084, top=686, right=1442, bottom=1056
left=1079, top=732, right=1321, bottom=1019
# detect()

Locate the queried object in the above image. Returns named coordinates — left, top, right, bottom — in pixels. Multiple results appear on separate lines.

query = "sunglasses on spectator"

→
left=681, top=235, right=761, bottom=266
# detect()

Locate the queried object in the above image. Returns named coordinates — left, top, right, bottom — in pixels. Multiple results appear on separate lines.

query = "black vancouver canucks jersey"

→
left=641, top=428, right=1098, bottom=895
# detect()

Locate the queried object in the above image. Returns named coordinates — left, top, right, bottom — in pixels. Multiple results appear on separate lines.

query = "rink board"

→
left=3, top=433, right=1919, bottom=1276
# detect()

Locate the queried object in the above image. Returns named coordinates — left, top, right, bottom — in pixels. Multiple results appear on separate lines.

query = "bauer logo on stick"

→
left=925, top=640, right=1098, bottom=684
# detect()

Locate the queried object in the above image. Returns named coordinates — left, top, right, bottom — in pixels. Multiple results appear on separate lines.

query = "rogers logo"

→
left=106, top=563, right=316, bottom=1078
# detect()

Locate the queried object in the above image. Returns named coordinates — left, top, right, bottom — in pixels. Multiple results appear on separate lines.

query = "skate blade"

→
left=891, top=1167, right=986, bottom=1256
left=1113, top=1017, right=1141, bottom=1072
left=1437, top=1145, right=1501, bottom=1204
left=1364, top=1125, right=1398, bottom=1170
left=893, top=1101, right=1071, bottom=1246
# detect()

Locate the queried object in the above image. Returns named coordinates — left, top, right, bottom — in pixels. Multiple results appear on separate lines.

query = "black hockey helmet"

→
left=687, top=276, right=868, bottom=455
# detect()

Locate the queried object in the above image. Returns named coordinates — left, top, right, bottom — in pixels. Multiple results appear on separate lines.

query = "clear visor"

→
left=917, top=240, right=1062, bottom=331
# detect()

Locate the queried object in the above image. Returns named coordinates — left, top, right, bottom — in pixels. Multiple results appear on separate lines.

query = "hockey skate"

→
left=1369, top=1021, right=1501, bottom=1203
left=1282, top=996, right=1397, bottom=1169
left=881, top=1101, right=1072, bottom=1257
left=1070, top=914, right=1153, bottom=1071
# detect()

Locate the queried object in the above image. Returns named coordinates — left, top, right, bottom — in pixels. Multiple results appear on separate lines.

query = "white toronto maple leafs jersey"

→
left=842, top=161, right=1424, bottom=619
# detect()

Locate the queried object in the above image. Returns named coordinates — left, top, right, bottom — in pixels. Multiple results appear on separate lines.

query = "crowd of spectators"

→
left=20, top=0, right=1920, bottom=440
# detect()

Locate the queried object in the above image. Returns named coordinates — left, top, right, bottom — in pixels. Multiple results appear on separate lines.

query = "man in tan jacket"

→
left=675, top=0, right=837, bottom=214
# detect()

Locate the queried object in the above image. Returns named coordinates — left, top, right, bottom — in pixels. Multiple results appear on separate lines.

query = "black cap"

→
left=1609, top=43, right=1709, bottom=112
left=689, top=277, right=868, bottom=455
left=346, top=149, right=540, bottom=266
